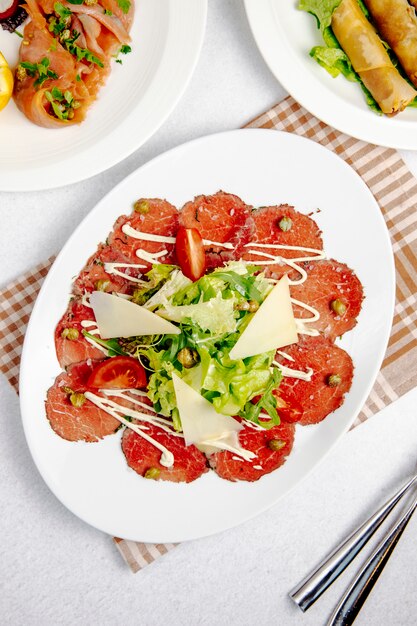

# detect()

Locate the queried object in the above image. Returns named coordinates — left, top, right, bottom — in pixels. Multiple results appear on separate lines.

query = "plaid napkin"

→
left=1, top=96, right=417, bottom=573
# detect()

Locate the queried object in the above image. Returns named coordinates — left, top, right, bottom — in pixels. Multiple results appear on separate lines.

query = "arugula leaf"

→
left=82, top=331, right=127, bottom=356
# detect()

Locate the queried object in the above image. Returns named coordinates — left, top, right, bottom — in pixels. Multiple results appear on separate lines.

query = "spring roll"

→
left=331, top=0, right=417, bottom=114
left=364, top=0, right=417, bottom=87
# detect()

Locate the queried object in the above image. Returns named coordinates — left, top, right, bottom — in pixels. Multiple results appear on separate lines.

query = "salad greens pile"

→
left=86, top=262, right=284, bottom=430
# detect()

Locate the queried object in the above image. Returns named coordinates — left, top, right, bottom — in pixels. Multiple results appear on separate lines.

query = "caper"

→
left=144, top=467, right=161, bottom=480
left=95, top=279, right=110, bottom=292
left=62, top=386, right=73, bottom=395
left=70, top=392, right=86, bottom=407
left=60, top=29, right=70, bottom=41
left=268, top=439, right=286, bottom=451
left=134, top=200, right=150, bottom=214
left=330, top=298, right=347, bottom=316
left=327, top=374, right=342, bottom=387
left=61, top=327, right=79, bottom=340
left=177, top=347, right=199, bottom=369
left=235, top=300, right=259, bottom=312
left=16, top=65, right=27, bottom=81
left=278, top=217, right=293, bottom=232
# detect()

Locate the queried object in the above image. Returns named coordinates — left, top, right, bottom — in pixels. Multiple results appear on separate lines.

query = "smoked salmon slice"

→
left=13, top=0, right=134, bottom=127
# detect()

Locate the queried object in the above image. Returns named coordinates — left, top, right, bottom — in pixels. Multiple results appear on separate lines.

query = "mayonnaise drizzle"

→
left=199, top=436, right=257, bottom=462
left=243, top=242, right=325, bottom=286
left=121, top=223, right=234, bottom=250
left=136, top=249, right=168, bottom=265
left=291, top=298, right=320, bottom=337
left=84, top=391, right=176, bottom=467
left=273, top=360, right=313, bottom=382
left=103, top=262, right=148, bottom=284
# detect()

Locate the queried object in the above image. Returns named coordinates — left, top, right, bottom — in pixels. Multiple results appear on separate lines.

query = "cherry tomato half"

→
left=87, top=356, right=147, bottom=389
left=175, top=227, right=206, bottom=281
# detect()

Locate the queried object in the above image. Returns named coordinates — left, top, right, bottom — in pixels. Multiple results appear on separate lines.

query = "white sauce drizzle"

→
left=243, top=242, right=325, bottom=286
left=80, top=320, right=97, bottom=328
left=291, top=297, right=321, bottom=337
left=199, top=437, right=256, bottom=462
left=136, top=248, right=168, bottom=265
left=84, top=391, right=176, bottom=467
left=100, top=389, right=181, bottom=432
left=276, top=350, right=295, bottom=363
left=121, top=223, right=234, bottom=250
left=273, top=360, right=313, bottom=382
left=103, top=262, right=148, bottom=284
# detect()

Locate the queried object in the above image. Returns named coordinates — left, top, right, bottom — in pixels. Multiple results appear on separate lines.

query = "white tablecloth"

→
left=1, top=2, right=416, bottom=624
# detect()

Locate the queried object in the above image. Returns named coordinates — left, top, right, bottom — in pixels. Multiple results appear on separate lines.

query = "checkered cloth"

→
left=1, top=96, right=417, bottom=573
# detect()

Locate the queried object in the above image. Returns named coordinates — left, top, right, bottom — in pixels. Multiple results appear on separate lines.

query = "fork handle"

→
left=289, top=472, right=417, bottom=611
left=327, top=493, right=417, bottom=626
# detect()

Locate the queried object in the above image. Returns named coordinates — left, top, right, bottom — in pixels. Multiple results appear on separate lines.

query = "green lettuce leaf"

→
left=298, top=0, right=342, bottom=31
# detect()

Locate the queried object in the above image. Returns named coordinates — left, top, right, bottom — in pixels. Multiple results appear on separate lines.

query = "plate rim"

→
left=0, top=0, right=207, bottom=192
left=244, top=0, right=417, bottom=150
left=19, top=128, right=396, bottom=542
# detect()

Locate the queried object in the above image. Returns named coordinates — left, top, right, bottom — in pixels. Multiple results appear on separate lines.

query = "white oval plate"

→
left=20, top=129, right=395, bottom=543
left=0, top=0, right=207, bottom=191
left=245, top=0, right=417, bottom=149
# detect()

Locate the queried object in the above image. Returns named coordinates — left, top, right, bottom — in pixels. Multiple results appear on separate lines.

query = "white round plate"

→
left=20, top=129, right=395, bottom=543
left=244, top=0, right=417, bottom=149
left=0, top=0, right=207, bottom=191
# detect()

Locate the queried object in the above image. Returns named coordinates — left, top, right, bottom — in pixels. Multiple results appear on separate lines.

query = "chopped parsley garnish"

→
left=117, top=0, right=131, bottom=14
left=104, top=8, right=113, bottom=14
left=120, top=44, right=131, bottom=55
left=61, top=29, right=105, bottom=68
left=116, top=59, right=122, bottom=64
left=49, top=3, right=72, bottom=36
left=14, top=30, right=24, bottom=38
left=20, top=57, right=58, bottom=88
left=44, top=87, right=81, bottom=121
left=66, top=0, right=84, bottom=4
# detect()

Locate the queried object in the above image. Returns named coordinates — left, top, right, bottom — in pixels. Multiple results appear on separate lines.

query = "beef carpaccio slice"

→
left=73, top=243, right=140, bottom=297
left=291, top=259, right=364, bottom=342
left=209, top=421, right=295, bottom=482
left=275, top=335, right=354, bottom=425
left=179, top=191, right=254, bottom=267
left=45, top=361, right=120, bottom=442
left=122, top=423, right=209, bottom=483
left=108, top=198, right=179, bottom=268
left=243, top=205, right=323, bottom=280
left=55, top=299, right=105, bottom=368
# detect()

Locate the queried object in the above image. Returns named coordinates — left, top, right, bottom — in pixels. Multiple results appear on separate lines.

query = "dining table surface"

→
left=1, top=1, right=417, bottom=624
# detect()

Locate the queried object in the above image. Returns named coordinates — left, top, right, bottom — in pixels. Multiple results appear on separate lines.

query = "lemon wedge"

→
left=0, top=51, right=14, bottom=112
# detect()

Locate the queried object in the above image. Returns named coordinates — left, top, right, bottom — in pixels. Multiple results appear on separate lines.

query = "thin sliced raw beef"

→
left=122, top=422, right=208, bottom=483
left=275, top=335, right=354, bottom=425
left=109, top=198, right=179, bottom=268
left=73, top=243, right=141, bottom=296
left=243, top=205, right=323, bottom=280
left=291, top=259, right=364, bottom=341
left=45, top=361, right=120, bottom=442
left=55, top=299, right=104, bottom=368
left=179, top=191, right=254, bottom=267
left=209, top=421, right=295, bottom=482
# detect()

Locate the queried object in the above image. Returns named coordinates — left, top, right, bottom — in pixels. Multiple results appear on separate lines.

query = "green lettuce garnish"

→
left=125, top=262, right=283, bottom=427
